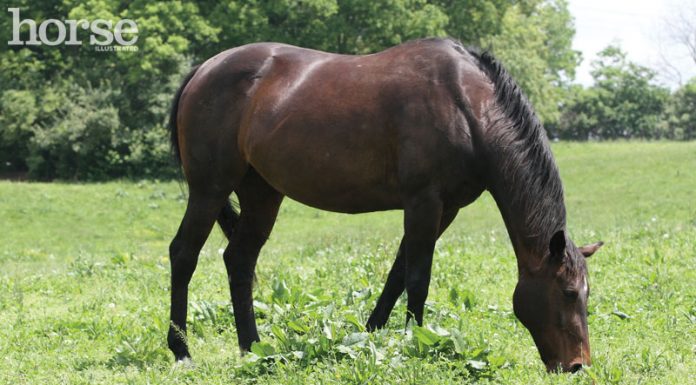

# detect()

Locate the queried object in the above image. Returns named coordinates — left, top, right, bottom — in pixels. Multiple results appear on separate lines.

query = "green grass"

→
left=1, top=142, right=694, bottom=384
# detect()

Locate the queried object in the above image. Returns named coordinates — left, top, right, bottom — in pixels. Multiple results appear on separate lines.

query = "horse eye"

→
left=562, top=289, right=579, bottom=300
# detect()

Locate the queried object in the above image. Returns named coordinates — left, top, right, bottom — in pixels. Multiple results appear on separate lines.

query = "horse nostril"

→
left=569, top=363, right=583, bottom=373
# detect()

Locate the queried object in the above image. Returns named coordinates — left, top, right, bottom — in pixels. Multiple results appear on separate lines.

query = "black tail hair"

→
left=217, top=199, right=240, bottom=241
left=169, top=65, right=201, bottom=165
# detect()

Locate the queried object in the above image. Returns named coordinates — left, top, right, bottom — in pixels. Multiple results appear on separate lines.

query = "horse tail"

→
left=168, top=65, right=201, bottom=165
left=217, top=199, right=240, bottom=241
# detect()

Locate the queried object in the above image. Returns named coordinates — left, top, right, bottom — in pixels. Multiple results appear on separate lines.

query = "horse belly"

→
left=244, top=114, right=402, bottom=213
left=253, top=152, right=401, bottom=213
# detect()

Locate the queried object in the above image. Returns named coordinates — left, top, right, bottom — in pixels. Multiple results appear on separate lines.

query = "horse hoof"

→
left=173, top=356, right=195, bottom=370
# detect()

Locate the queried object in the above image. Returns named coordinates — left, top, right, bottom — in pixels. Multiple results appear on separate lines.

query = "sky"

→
left=569, top=0, right=696, bottom=88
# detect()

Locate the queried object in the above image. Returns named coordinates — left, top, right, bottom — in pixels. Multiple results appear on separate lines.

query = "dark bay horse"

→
left=166, top=38, right=603, bottom=372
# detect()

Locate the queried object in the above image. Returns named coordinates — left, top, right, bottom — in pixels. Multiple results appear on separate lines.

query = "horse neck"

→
left=482, top=133, right=567, bottom=272
left=465, top=46, right=566, bottom=271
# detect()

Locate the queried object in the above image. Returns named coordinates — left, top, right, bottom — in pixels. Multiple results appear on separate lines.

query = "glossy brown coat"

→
left=166, top=38, right=602, bottom=372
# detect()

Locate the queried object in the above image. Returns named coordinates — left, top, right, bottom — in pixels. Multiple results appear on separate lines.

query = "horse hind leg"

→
left=167, top=189, right=232, bottom=361
left=222, top=169, right=283, bottom=352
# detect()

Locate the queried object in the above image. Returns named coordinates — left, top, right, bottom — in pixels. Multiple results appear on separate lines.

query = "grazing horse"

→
left=166, top=38, right=602, bottom=372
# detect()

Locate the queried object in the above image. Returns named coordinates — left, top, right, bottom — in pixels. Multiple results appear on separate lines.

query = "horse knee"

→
left=227, top=269, right=255, bottom=289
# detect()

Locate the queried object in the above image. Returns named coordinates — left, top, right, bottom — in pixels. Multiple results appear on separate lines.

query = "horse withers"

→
left=166, top=38, right=602, bottom=372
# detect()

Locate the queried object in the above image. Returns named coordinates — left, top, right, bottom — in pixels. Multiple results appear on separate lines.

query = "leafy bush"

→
left=0, top=90, right=37, bottom=173
left=0, top=79, right=179, bottom=180
left=557, top=46, right=670, bottom=140
left=27, top=82, right=122, bottom=179
left=662, top=78, right=696, bottom=140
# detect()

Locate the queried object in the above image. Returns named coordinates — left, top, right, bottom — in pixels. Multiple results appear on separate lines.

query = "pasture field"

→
left=0, top=142, right=694, bottom=384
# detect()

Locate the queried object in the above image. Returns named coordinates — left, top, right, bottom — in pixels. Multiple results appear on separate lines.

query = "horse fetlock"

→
left=167, top=326, right=191, bottom=361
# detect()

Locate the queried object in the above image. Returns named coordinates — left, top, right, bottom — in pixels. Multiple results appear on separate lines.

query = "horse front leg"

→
left=403, top=194, right=445, bottom=326
left=367, top=207, right=458, bottom=330
left=366, top=241, right=406, bottom=331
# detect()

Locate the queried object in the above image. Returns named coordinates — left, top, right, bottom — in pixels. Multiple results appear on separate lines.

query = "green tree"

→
left=0, top=1, right=216, bottom=178
left=26, top=82, right=121, bottom=180
left=0, top=90, right=36, bottom=172
left=663, top=78, right=696, bottom=140
left=481, top=0, right=580, bottom=124
left=558, top=46, right=670, bottom=139
left=328, top=0, right=449, bottom=53
left=199, top=0, right=449, bottom=55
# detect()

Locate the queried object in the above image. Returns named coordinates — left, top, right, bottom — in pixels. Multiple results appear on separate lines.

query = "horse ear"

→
left=549, top=230, right=566, bottom=260
left=579, top=241, right=604, bottom=258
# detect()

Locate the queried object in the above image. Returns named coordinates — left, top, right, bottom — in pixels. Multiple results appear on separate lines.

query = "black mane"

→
left=467, top=47, right=568, bottom=256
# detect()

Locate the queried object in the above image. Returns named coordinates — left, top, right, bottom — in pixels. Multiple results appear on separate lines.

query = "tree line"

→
left=0, top=0, right=694, bottom=180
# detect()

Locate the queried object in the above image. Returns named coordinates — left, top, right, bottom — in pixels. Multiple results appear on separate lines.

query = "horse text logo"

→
left=7, top=8, right=138, bottom=51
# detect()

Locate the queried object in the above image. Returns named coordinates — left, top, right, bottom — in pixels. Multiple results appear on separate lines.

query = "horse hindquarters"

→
left=168, top=49, right=268, bottom=360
